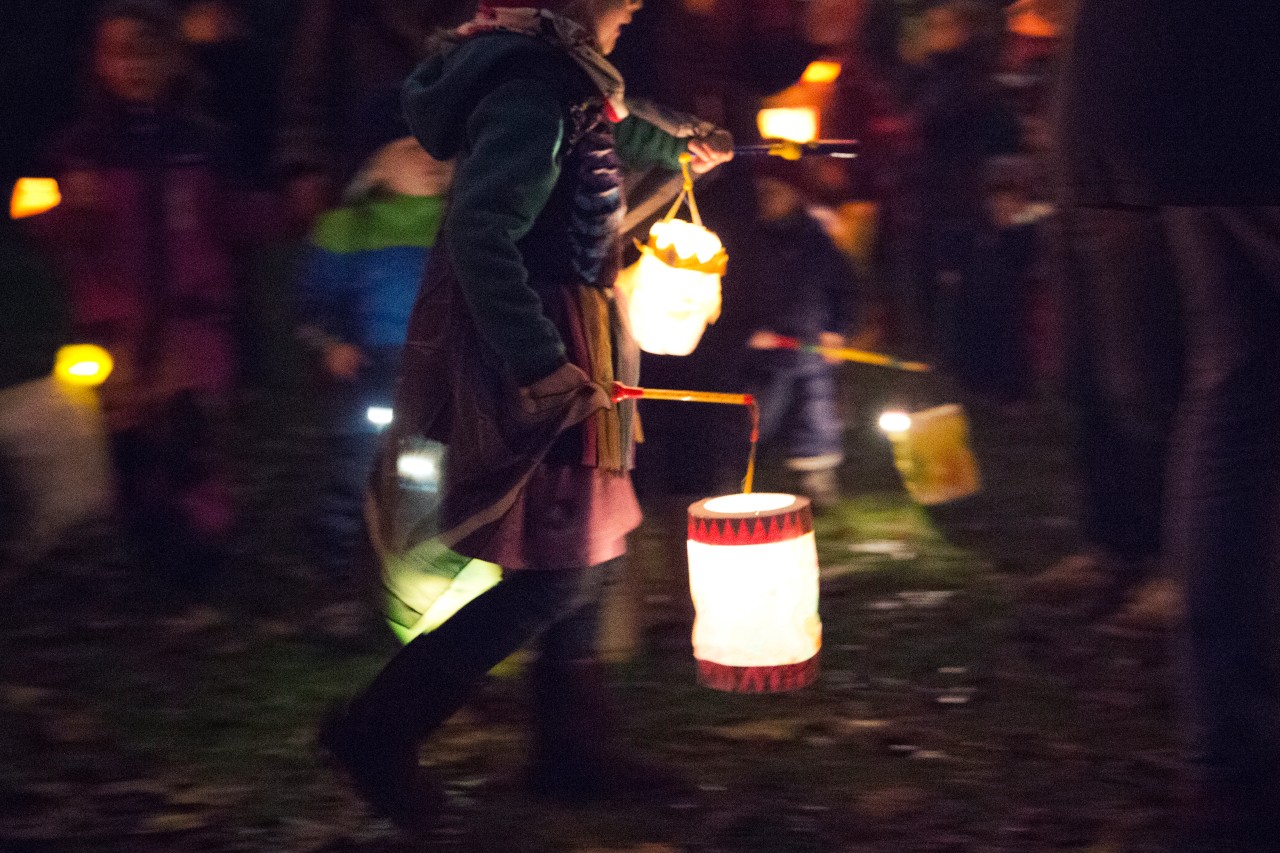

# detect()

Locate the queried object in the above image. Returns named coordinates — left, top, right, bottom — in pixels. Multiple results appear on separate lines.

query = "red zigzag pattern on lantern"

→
left=688, top=507, right=812, bottom=546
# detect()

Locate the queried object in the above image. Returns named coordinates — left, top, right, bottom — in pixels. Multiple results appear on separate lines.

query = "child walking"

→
left=318, top=0, right=732, bottom=831
left=39, top=1, right=273, bottom=585
left=296, top=137, right=453, bottom=585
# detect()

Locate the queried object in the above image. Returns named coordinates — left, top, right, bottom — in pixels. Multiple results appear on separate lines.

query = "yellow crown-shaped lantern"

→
left=620, top=154, right=727, bottom=356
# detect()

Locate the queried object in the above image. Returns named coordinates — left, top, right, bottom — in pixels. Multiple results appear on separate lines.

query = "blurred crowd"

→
left=4, top=0, right=1279, bottom=845
left=2, top=0, right=1067, bottom=589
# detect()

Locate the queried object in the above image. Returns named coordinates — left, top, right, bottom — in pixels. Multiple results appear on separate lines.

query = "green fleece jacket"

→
left=402, top=32, right=689, bottom=384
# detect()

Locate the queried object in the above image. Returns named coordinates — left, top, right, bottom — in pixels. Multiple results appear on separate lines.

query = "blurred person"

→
left=37, top=1, right=277, bottom=587
left=732, top=163, right=859, bottom=508
left=1060, top=1, right=1280, bottom=848
left=295, top=137, right=452, bottom=591
left=274, top=0, right=475, bottom=227
left=180, top=0, right=276, bottom=187
left=903, top=0, right=1019, bottom=391
left=0, top=207, right=111, bottom=576
left=317, top=0, right=732, bottom=831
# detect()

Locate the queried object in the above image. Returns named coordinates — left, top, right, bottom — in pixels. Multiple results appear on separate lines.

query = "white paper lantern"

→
left=623, top=217, right=727, bottom=356
left=687, top=493, right=821, bottom=692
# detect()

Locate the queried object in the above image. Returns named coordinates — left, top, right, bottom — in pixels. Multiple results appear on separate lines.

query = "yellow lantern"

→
left=620, top=154, right=727, bottom=356
left=10, top=178, right=61, bottom=220
left=800, top=60, right=843, bottom=85
left=687, top=493, right=821, bottom=693
left=879, top=405, right=982, bottom=505
left=54, top=344, right=113, bottom=388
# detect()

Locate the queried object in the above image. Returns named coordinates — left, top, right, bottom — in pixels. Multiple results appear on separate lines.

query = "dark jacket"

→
left=1060, top=0, right=1280, bottom=206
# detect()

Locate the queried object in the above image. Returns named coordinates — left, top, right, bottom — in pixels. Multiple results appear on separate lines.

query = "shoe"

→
left=795, top=468, right=841, bottom=511
left=1098, top=577, right=1183, bottom=637
left=1023, top=551, right=1123, bottom=605
left=527, top=659, right=693, bottom=803
left=317, top=701, right=444, bottom=832
left=316, top=634, right=477, bottom=831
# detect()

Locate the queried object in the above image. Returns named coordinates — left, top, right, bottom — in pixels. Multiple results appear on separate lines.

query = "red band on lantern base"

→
left=696, top=655, right=819, bottom=693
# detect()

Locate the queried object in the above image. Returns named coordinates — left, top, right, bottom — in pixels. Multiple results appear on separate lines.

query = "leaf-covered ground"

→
left=1, top=372, right=1183, bottom=852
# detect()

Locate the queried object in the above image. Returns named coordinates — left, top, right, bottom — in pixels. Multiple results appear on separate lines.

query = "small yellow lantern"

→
left=10, top=178, right=62, bottom=220
left=687, top=492, right=821, bottom=693
left=879, top=405, right=982, bottom=505
left=620, top=154, right=727, bottom=356
left=54, top=344, right=113, bottom=388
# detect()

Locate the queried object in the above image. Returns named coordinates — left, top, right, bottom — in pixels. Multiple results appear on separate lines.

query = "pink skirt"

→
left=474, top=463, right=641, bottom=570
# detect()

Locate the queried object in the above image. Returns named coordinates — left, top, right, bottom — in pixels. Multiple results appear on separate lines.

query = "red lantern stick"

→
left=760, top=333, right=932, bottom=373
left=611, top=382, right=760, bottom=494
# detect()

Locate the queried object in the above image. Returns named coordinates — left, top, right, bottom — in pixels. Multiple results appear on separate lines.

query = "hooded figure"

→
left=318, top=1, right=732, bottom=832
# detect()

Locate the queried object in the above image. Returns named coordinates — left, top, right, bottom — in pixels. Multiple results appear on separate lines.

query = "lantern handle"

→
left=661, top=153, right=704, bottom=227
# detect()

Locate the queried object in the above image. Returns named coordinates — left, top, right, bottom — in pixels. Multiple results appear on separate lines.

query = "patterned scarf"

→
left=454, top=5, right=629, bottom=122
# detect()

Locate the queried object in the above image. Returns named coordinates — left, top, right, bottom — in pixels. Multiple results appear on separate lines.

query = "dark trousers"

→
left=746, top=352, right=844, bottom=467
left=1061, top=206, right=1184, bottom=565
left=312, top=430, right=380, bottom=579
left=110, top=392, right=232, bottom=582
left=1161, top=206, right=1280, bottom=793
left=418, top=557, right=620, bottom=685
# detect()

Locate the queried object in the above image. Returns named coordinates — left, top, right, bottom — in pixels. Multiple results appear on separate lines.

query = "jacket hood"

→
left=401, top=32, right=582, bottom=162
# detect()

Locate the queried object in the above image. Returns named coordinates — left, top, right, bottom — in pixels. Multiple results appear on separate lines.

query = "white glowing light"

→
left=879, top=411, right=912, bottom=434
left=396, top=450, right=438, bottom=485
left=756, top=107, right=819, bottom=144
left=702, top=493, right=795, bottom=514
left=67, top=361, right=102, bottom=378
left=367, top=406, right=394, bottom=427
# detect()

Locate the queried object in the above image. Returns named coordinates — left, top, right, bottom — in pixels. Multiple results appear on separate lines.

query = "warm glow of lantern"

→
left=801, top=60, right=843, bottom=84
left=756, top=107, right=819, bottom=144
left=54, top=344, right=113, bottom=387
left=881, top=404, right=981, bottom=505
left=878, top=411, right=912, bottom=434
left=621, top=219, right=726, bottom=356
left=687, top=493, right=821, bottom=693
left=10, top=178, right=61, bottom=219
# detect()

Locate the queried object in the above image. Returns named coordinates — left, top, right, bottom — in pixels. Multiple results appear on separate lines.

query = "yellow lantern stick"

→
left=765, top=334, right=932, bottom=373
left=612, top=382, right=760, bottom=494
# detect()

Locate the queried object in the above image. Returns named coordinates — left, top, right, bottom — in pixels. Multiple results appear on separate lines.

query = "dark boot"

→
left=317, top=636, right=476, bottom=831
left=527, top=659, right=692, bottom=802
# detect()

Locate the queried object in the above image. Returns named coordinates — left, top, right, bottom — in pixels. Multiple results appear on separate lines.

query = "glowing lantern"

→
left=801, top=60, right=843, bottom=84
left=54, top=344, right=113, bottom=387
left=687, top=492, right=821, bottom=693
left=366, top=406, right=394, bottom=428
left=620, top=155, right=727, bottom=356
left=756, top=107, right=818, bottom=144
left=879, top=405, right=981, bottom=505
left=10, top=178, right=61, bottom=219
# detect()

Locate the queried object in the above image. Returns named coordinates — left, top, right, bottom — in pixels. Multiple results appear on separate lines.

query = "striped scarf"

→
left=453, top=6, right=629, bottom=122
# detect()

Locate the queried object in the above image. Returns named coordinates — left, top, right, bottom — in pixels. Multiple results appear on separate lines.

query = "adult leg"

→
left=1162, top=206, right=1280, bottom=834
left=1031, top=206, right=1183, bottom=603
left=321, top=562, right=611, bottom=828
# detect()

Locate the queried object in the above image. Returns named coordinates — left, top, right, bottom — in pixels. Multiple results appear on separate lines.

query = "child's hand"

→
left=747, top=329, right=781, bottom=350
left=687, top=130, right=734, bottom=174
left=819, top=331, right=846, bottom=364
left=324, top=343, right=366, bottom=381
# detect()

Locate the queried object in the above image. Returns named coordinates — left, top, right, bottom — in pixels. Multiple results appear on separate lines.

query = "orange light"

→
left=10, top=178, right=61, bottom=219
left=756, top=107, right=818, bottom=144
left=801, top=60, right=842, bottom=84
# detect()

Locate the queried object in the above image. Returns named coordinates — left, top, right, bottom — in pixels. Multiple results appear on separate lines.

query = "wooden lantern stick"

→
left=611, top=382, right=760, bottom=494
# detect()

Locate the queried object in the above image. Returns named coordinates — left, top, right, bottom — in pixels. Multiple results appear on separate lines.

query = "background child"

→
left=296, top=137, right=452, bottom=585
left=39, top=0, right=272, bottom=587
left=730, top=162, right=860, bottom=508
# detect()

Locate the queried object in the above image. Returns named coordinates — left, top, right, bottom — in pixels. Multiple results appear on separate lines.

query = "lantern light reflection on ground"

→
left=688, top=492, right=821, bottom=693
